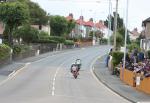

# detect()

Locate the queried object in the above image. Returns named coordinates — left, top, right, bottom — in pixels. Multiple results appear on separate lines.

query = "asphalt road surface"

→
left=0, top=46, right=131, bottom=103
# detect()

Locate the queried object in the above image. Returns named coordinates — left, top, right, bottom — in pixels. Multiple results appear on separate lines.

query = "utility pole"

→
left=108, top=0, right=112, bottom=45
left=113, top=0, right=118, bottom=51
left=122, top=0, right=129, bottom=80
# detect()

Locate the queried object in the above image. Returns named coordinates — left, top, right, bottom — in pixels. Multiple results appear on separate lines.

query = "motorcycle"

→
left=71, top=64, right=79, bottom=79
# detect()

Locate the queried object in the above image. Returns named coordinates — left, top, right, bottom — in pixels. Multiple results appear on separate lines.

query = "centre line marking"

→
left=51, top=60, right=68, bottom=96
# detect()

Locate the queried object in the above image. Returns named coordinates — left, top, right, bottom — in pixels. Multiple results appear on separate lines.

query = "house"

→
left=140, top=17, right=150, bottom=50
left=129, top=28, right=140, bottom=41
left=84, top=18, right=94, bottom=37
left=65, top=13, right=111, bottom=39
left=31, top=25, right=50, bottom=35
left=95, top=20, right=110, bottom=39
left=142, top=17, right=150, bottom=39
left=75, top=16, right=86, bottom=38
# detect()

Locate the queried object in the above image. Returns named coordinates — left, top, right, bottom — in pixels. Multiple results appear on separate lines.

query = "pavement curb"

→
left=92, top=56, right=136, bottom=103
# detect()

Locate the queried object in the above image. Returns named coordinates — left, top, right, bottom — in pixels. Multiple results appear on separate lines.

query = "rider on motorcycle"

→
left=70, top=64, right=79, bottom=77
left=71, top=64, right=78, bottom=73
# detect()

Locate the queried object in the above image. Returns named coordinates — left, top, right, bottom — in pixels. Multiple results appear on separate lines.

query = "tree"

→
left=0, top=2, right=29, bottom=46
left=110, top=32, right=124, bottom=49
left=118, top=27, right=131, bottom=44
left=16, top=0, right=48, bottom=26
left=95, top=30, right=104, bottom=38
left=50, top=16, right=68, bottom=37
left=27, top=1, right=48, bottom=26
left=104, top=12, right=124, bottom=31
left=66, top=19, right=76, bottom=36
left=14, top=25, right=39, bottom=44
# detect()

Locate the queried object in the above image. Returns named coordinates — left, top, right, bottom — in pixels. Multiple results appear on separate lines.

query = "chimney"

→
left=69, top=13, right=73, bottom=18
left=99, top=20, right=104, bottom=25
left=89, top=18, right=93, bottom=22
left=80, top=16, right=84, bottom=20
left=134, top=28, right=138, bottom=32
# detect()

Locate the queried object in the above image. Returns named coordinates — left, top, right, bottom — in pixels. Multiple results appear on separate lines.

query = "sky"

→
left=31, top=0, right=150, bottom=32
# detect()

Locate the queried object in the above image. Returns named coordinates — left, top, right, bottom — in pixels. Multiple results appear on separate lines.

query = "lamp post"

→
left=122, top=0, right=129, bottom=80
left=108, top=0, right=112, bottom=45
left=47, top=13, right=51, bottom=36
left=48, top=20, right=51, bottom=36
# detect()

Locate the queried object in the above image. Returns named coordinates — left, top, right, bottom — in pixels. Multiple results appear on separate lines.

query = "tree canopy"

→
left=50, top=15, right=68, bottom=37
left=27, top=1, right=48, bottom=25
left=14, top=25, right=39, bottom=44
left=66, top=19, right=76, bottom=35
left=0, top=2, right=29, bottom=46
left=104, top=12, right=124, bottom=31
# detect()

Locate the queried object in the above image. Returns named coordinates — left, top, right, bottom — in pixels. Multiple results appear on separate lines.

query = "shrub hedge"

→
left=0, top=44, right=11, bottom=60
left=13, top=45, right=31, bottom=54
left=112, top=51, right=124, bottom=67
left=64, top=40, right=74, bottom=45
left=49, top=36, right=65, bottom=43
left=32, top=36, right=65, bottom=44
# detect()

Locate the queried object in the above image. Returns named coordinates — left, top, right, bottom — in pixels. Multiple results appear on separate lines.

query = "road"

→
left=0, top=46, right=130, bottom=103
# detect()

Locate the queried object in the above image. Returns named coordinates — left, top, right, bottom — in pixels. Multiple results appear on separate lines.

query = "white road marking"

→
left=8, top=70, right=15, bottom=77
left=0, top=62, right=30, bottom=86
left=51, top=56, right=73, bottom=96
left=51, top=60, right=68, bottom=96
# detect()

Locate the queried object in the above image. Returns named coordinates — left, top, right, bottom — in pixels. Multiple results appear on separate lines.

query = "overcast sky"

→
left=31, top=0, right=150, bottom=31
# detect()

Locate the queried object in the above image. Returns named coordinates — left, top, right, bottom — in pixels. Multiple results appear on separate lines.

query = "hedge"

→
left=64, top=40, right=74, bottom=45
left=0, top=44, right=11, bottom=60
left=32, top=39, right=58, bottom=44
left=13, top=45, right=31, bottom=55
left=112, top=51, right=124, bottom=67
left=49, top=36, right=65, bottom=43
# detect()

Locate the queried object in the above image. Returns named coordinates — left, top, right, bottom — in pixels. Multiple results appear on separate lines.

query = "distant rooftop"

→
left=142, top=17, right=150, bottom=26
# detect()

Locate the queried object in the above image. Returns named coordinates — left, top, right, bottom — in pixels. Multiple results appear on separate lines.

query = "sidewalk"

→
left=93, top=55, right=150, bottom=103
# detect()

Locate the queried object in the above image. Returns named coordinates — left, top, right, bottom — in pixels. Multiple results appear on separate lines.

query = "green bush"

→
left=112, top=51, right=124, bottom=67
left=64, top=40, right=74, bottom=45
left=99, top=38, right=108, bottom=44
left=0, top=44, right=11, bottom=60
left=32, top=39, right=58, bottom=44
left=14, top=25, right=39, bottom=44
left=13, top=45, right=31, bottom=54
left=38, top=31, right=50, bottom=40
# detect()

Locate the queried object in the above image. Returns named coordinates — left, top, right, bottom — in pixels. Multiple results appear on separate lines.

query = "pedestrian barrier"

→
left=120, top=68, right=136, bottom=87
left=136, top=77, right=150, bottom=94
